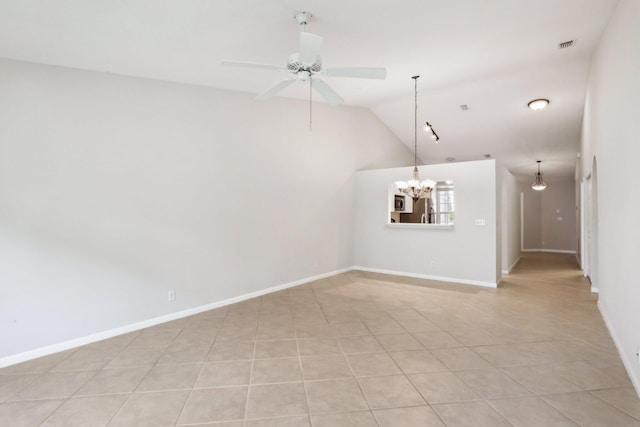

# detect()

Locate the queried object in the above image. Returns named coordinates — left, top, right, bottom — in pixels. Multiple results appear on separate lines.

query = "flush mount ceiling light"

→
left=531, top=160, right=547, bottom=191
left=396, top=76, right=437, bottom=201
left=528, top=98, right=550, bottom=111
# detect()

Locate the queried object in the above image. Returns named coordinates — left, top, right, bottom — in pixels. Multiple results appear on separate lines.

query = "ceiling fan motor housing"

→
left=288, top=53, right=322, bottom=73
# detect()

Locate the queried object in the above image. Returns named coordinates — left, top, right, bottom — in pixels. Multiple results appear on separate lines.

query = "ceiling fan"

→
left=220, top=11, right=387, bottom=106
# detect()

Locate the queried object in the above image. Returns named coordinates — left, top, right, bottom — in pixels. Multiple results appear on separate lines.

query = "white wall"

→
left=0, top=59, right=414, bottom=361
left=574, top=160, right=582, bottom=265
left=521, top=183, right=542, bottom=250
left=353, top=160, right=498, bottom=287
left=579, top=0, right=640, bottom=393
left=521, top=177, right=576, bottom=253
left=540, top=178, right=576, bottom=252
left=495, top=162, right=503, bottom=283
left=501, top=169, right=521, bottom=274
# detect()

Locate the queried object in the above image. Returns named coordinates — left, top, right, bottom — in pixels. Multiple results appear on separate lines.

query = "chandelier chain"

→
left=395, top=75, right=436, bottom=201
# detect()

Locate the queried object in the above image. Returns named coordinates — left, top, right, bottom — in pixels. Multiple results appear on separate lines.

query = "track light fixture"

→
left=425, top=122, right=440, bottom=142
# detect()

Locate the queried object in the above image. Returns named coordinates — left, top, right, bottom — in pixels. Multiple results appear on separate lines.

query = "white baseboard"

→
left=353, top=266, right=497, bottom=288
left=0, top=267, right=353, bottom=368
left=510, top=255, right=522, bottom=272
left=501, top=256, right=522, bottom=275
left=597, top=300, right=640, bottom=397
left=522, top=249, right=576, bottom=254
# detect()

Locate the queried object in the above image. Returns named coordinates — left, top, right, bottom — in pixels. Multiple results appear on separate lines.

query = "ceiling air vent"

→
left=558, top=40, right=575, bottom=49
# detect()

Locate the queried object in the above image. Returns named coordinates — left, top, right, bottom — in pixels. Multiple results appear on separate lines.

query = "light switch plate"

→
left=475, top=219, right=486, bottom=226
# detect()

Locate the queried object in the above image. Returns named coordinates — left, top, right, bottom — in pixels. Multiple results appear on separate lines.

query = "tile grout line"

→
left=587, top=389, right=640, bottom=421
left=295, top=315, right=314, bottom=427
left=240, top=298, right=261, bottom=426
left=174, top=307, right=230, bottom=426
left=77, top=342, right=153, bottom=426
left=27, top=365, right=105, bottom=426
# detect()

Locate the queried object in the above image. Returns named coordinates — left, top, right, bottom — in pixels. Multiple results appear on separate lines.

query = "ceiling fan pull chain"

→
left=309, top=78, right=313, bottom=132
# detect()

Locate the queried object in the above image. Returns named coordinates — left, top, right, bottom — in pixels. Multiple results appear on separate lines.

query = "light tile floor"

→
left=1, top=253, right=640, bottom=426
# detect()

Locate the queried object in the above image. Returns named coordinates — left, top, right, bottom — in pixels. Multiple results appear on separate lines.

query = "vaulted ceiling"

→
left=0, top=0, right=619, bottom=177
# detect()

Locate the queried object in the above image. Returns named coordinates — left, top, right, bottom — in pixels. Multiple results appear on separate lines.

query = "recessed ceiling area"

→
left=0, top=0, right=619, bottom=178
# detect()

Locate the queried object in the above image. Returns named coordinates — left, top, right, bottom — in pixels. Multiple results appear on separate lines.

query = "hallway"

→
left=1, top=253, right=639, bottom=426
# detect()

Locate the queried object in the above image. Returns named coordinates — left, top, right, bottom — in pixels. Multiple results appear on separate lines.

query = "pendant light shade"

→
left=395, top=76, right=437, bottom=200
left=531, top=160, right=547, bottom=191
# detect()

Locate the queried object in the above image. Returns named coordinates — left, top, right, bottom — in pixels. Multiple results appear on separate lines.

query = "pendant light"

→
left=531, top=160, right=547, bottom=191
left=395, top=76, right=436, bottom=200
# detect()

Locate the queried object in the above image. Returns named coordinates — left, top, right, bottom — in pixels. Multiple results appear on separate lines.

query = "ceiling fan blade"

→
left=312, top=79, right=344, bottom=106
left=255, top=79, right=295, bottom=100
left=220, top=60, right=283, bottom=71
left=299, top=32, right=323, bottom=65
left=324, top=67, right=387, bottom=80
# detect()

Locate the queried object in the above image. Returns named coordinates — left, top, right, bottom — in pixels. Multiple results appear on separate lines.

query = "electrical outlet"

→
left=168, top=290, right=175, bottom=301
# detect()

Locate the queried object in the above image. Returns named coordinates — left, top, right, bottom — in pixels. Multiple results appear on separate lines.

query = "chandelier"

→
left=531, top=160, right=547, bottom=191
left=395, top=75, right=437, bottom=200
